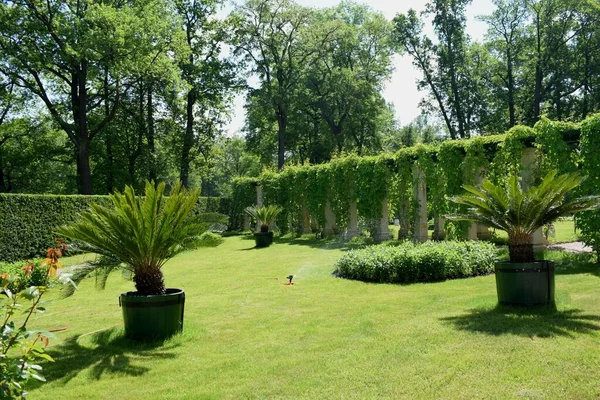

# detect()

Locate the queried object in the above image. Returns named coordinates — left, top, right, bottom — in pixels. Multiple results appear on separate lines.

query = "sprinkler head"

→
left=286, top=275, right=294, bottom=284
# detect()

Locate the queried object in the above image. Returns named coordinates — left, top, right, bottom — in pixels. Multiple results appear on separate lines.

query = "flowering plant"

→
left=0, top=239, right=74, bottom=398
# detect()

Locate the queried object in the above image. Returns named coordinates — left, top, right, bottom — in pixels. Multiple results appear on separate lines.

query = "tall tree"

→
left=0, top=0, right=180, bottom=193
left=175, top=0, right=237, bottom=187
left=481, top=0, right=528, bottom=128
left=233, top=0, right=320, bottom=170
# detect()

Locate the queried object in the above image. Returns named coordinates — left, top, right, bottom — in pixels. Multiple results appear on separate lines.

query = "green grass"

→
left=29, top=236, right=600, bottom=399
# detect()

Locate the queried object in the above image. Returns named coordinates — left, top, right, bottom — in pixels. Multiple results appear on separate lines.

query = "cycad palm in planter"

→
left=244, top=205, right=282, bottom=247
left=59, top=181, right=214, bottom=339
left=449, top=170, right=600, bottom=306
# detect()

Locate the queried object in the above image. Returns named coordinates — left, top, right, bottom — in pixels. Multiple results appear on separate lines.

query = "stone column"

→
left=398, top=199, right=410, bottom=240
left=374, top=199, right=391, bottom=243
left=433, top=217, right=446, bottom=240
left=472, top=167, right=491, bottom=240
left=345, top=201, right=359, bottom=239
left=323, top=201, right=337, bottom=237
left=256, top=185, right=263, bottom=207
left=255, top=184, right=263, bottom=231
left=467, top=223, right=479, bottom=240
left=520, top=148, right=548, bottom=248
left=477, top=224, right=493, bottom=240
left=413, top=166, right=428, bottom=243
left=301, top=206, right=312, bottom=234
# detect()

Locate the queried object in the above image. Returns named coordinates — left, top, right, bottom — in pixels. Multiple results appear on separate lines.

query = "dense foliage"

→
left=0, top=0, right=598, bottom=194
left=335, top=241, right=497, bottom=284
left=0, top=193, right=229, bottom=262
left=231, top=116, right=598, bottom=242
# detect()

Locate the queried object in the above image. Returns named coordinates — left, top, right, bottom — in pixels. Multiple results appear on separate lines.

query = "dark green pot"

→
left=495, top=261, right=555, bottom=306
left=254, top=232, right=274, bottom=248
left=119, top=288, right=185, bottom=340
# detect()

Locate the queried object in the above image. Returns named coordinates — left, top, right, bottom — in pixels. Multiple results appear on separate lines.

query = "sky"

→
left=222, top=0, right=497, bottom=137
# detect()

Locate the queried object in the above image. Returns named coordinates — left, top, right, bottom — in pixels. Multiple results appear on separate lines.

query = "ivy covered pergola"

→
left=231, top=114, right=600, bottom=255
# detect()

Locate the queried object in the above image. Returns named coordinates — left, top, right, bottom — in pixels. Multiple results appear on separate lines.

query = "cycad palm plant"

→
left=448, top=170, right=600, bottom=263
left=244, top=205, right=282, bottom=232
left=58, top=181, right=208, bottom=296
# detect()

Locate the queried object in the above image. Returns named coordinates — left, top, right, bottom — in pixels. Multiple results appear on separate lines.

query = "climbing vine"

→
left=577, top=113, right=600, bottom=260
left=534, top=117, right=577, bottom=175
left=227, top=116, right=598, bottom=246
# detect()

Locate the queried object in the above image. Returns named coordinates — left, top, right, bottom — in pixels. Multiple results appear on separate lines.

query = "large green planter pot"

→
left=495, top=261, right=555, bottom=306
left=119, top=288, right=185, bottom=340
left=254, top=232, right=274, bottom=248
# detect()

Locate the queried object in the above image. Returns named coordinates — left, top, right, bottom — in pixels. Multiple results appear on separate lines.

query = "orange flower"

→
left=21, top=262, right=34, bottom=277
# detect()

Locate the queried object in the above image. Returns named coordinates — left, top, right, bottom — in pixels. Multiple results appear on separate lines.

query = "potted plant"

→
left=58, top=181, right=215, bottom=340
left=244, top=205, right=282, bottom=248
left=448, top=170, right=600, bottom=306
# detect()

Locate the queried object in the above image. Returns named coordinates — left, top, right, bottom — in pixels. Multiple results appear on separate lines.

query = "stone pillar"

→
left=255, top=185, right=263, bottom=232
left=374, top=199, right=391, bottom=243
left=413, top=166, right=428, bottom=243
left=477, top=224, right=492, bottom=240
left=467, top=223, right=479, bottom=240
left=301, top=206, right=312, bottom=234
left=345, top=201, right=359, bottom=239
left=398, top=199, right=410, bottom=240
left=472, top=167, right=491, bottom=240
left=520, top=148, right=548, bottom=248
left=256, top=185, right=263, bottom=207
left=433, top=217, right=446, bottom=240
left=323, top=201, right=337, bottom=237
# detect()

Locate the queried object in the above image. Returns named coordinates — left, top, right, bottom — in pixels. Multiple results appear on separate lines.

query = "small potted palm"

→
left=244, top=205, right=282, bottom=248
left=58, top=181, right=217, bottom=340
left=449, top=170, right=600, bottom=306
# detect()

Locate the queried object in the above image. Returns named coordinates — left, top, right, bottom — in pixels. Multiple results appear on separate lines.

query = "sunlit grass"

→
left=30, top=236, right=600, bottom=399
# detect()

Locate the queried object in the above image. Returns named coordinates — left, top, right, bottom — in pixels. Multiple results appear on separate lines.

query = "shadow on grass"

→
left=442, top=305, right=600, bottom=338
left=39, top=328, right=180, bottom=385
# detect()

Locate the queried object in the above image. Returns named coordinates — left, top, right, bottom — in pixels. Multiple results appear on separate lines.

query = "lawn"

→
left=29, top=236, right=600, bottom=399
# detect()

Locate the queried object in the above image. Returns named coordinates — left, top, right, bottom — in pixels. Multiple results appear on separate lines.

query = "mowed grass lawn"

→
left=29, top=236, right=600, bottom=399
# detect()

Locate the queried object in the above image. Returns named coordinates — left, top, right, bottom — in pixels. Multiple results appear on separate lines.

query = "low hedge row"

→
left=335, top=241, right=498, bottom=284
left=0, top=194, right=230, bottom=262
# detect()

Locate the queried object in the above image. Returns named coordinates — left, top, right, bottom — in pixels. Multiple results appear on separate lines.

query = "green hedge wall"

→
left=0, top=194, right=230, bottom=262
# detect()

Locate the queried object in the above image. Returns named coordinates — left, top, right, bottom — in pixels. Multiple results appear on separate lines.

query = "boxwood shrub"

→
left=335, top=241, right=498, bottom=284
left=0, top=194, right=230, bottom=262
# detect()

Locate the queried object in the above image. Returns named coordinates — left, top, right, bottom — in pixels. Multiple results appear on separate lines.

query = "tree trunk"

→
left=72, top=62, right=92, bottom=194
left=104, top=72, right=114, bottom=193
left=180, top=90, right=196, bottom=187
left=507, top=48, right=516, bottom=127
left=533, top=14, right=543, bottom=124
left=276, top=104, right=286, bottom=171
left=508, top=232, right=535, bottom=263
left=76, top=138, right=92, bottom=195
left=147, top=82, right=156, bottom=182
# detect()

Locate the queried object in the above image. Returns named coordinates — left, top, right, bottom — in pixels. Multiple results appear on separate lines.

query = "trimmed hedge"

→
left=335, top=241, right=498, bottom=284
left=0, top=194, right=230, bottom=262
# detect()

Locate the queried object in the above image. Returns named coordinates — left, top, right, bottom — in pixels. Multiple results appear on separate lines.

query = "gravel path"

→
left=548, top=241, right=593, bottom=253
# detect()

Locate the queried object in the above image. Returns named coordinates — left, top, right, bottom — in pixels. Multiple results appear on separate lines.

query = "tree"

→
left=233, top=0, right=326, bottom=170
left=481, top=0, right=528, bottom=128
left=0, top=0, right=181, bottom=193
left=175, top=0, right=238, bottom=187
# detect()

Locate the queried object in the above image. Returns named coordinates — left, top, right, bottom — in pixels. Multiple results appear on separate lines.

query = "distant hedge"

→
left=0, top=194, right=230, bottom=262
left=335, top=241, right=498, bottom=284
